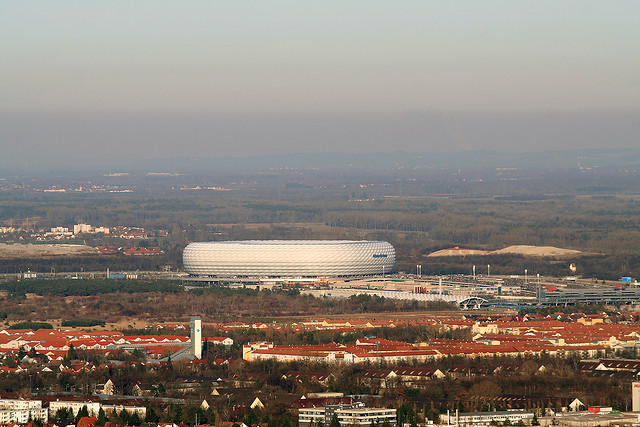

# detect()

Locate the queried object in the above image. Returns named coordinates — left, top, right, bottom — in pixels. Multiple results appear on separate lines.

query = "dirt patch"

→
left=41, top=318, right=149, bottom=330
left=426, top=247, right=492, bottom=257
left=105, top=318, right=149, bottom=330
left=427, top=244, right=583, bottom=258
left=0, top=243, right=98, bottom=258
left=494, top=245, right=583, bottom=257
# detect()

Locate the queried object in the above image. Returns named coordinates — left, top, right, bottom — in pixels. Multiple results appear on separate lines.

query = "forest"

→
left=0, top=282, right=457, bottom=325
left=1, top=165, right=640, bottom=279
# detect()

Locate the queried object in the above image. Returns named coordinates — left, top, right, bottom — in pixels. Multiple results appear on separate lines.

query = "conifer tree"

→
left=130, top=411, right=142, bottom=426
left=145, top=407, right=160, bottom=423
left=96, top=408, right=107, bottom=426
left=119, top=409, right=131, bottom=424
left=75, top=405, right=90, bottom=423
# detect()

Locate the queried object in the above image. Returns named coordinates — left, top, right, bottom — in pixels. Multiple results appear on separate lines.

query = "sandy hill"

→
left=426, top=247, right=492, bottom=257
left=427, top=245, right=582, bottom=258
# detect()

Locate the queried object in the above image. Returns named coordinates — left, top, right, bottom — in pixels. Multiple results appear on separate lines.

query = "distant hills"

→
left=1, top=110, right=639, bottom=174
left=2, top=148, right=640, bottom=176
left=125, top=148, right=640, bottom=173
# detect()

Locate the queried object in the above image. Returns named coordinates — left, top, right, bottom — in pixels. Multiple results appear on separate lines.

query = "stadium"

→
left=183, top=240, right=395, bottom=278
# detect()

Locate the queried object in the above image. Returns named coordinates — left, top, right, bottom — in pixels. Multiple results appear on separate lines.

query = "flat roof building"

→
left=541, top=287, right=640, bottom=305
left=449, top=411, right=534, bottom=426
left=299, top=403, right=397, bottom=427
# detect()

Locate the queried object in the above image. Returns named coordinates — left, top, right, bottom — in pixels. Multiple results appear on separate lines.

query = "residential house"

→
left=282, top=371, right=332, bottom=386
left=360, top=369, right=398, bottom=389
left=392, top=366, right=445, bottom=387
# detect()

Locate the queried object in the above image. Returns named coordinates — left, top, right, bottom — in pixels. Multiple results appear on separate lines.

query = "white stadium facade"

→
left=183, top=240, right=395, bottom=278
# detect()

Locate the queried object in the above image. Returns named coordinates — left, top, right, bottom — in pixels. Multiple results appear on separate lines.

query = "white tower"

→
left=633, top=382, right=640, bottom=411
left=190, top=316, right=202, bottom=359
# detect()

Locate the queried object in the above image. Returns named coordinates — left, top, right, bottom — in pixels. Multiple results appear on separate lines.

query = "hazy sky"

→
left=1, top=1, right=639, bottom=163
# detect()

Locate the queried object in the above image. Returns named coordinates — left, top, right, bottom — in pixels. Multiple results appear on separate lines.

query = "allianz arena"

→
left=183, top=240, right=395, bottom=277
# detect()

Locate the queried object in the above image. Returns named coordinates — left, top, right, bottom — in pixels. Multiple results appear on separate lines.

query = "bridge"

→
left=458, top=297, right=489, bottom=310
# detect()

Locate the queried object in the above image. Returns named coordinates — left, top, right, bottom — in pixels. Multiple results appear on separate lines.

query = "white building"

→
left=0, top=399, right=48, bottom=424
left=191, top=316, right=202, bottom=359
left=101, top=404, right=146, bottom=418
left=633, top=382, right=640, bottom=412
left=448, top=411, right=534, bottom=426
left=183, top=240, right=395, bottom=277
left=299, top=404, right=396, bottom=427
left=74, top=224, right=92, bottom=234
left=74, top=224, right=110, bottom=235
left=210, top=337, right=234, bottom=346
left=48, top=227, right=73, bottom=238
left=49, top=399, right=100, bottom=417
left=23, top=270, right=37, bottom=279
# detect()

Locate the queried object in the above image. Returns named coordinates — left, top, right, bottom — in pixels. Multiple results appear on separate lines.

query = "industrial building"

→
left=451, top=411, right=535, bottom=427
left=541, top=287, right=640, bottom=305
left=183, top=240, right=395, bottom=277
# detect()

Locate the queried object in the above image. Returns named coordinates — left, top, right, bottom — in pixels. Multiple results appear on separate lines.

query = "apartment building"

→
left=0, top=399, right=49, bottom=424
left=299, top=403, right=396, bottom=427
